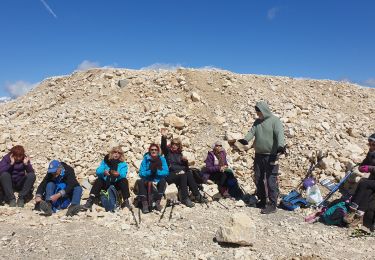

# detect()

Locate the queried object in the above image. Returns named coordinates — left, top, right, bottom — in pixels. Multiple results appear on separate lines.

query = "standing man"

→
left=238, top=101, right=285, bottom=214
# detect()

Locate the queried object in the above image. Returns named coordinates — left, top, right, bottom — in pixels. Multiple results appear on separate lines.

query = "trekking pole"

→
left=169, top=200, right=176, bottom=221
left=202, top=190, right=229, bottom=210
left=159, top=199, right=170, bottom=222
left=138, top=206, right=141, bottom=224
left=197, top=185, right=209, bottom=208
left=129, top=207, right=139, bottom=228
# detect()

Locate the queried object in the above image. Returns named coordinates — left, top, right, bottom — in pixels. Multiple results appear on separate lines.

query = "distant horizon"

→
left=1, top=1, right=374, bottom=98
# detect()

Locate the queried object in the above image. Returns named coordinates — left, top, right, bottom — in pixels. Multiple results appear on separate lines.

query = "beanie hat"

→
left=369, top=133, right=375, bottom=142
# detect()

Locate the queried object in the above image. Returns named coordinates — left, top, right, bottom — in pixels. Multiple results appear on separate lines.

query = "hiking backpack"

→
left=100, top=185, right=119, bottom=212
left=321, top=201, right=348, bottom=226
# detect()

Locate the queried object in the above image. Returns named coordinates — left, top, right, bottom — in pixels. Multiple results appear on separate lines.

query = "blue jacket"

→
left=96, top=160, right=128, bottom=182
left=139, top=153, right=169, bottom=183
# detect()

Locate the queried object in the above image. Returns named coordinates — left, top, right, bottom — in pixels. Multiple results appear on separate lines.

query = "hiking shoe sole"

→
left=39, top=201, right=53, bottom=216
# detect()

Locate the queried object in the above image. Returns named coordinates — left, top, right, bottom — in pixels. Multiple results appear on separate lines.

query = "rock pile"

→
left=0, top=68, right=373, bottom=195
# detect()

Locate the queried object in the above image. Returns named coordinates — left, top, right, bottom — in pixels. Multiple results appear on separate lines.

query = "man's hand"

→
left=10, top=154, right=15, bottom=165
left=181, top=156, right=188, bottom=161
left=237, top=139, right=249, bottom=145
left=50, top=193, right=61, bottom=202
left=104, top=170, right=110, bottom=176
left=220, top=166, right=227, bottom=172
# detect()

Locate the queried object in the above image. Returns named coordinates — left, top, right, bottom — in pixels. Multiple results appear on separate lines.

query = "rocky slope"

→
left=0, top=68, right=374, bottom=259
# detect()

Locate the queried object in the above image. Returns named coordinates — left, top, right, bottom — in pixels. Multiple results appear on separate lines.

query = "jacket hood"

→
left=256, top=101, right=273, bottom=119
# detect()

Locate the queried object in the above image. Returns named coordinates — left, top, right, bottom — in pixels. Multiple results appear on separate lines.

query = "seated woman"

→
left=161, top=129, right=207, bottom=206
left=138, top=143, right=169, bottom=214
left=345, top=133, right=375, bottom=227
left=0, top=145, right=36, bottom=207
left=83, top=146, right=131, bottom=210
left=204, top=141, right=236, bottom=198
left=35, top=160, right=82, bottom=216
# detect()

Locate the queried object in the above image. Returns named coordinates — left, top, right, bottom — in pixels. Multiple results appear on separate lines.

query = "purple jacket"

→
left=204, top=150, right=228, bottom=174
left=0, top=153, right=34, bottom=186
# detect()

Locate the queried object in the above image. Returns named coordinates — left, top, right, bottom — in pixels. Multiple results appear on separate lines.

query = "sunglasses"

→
left=215, top=145, right=222, bottom=147
left=112, top=151, right=121, bottom=154
left=150, top=149, right=158, bottom=152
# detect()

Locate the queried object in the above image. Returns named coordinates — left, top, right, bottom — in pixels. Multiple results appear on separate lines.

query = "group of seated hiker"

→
left=0, top=130, right=244, bottom=216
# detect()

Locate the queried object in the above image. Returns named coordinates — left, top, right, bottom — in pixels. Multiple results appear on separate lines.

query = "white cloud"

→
left=40, top=0, right=58, bottom=19
left=76, top=60, right=100, bottom=71
left=364, top=78, right=375, bottom=87
left=140, top=63, right=182, bottom=71
left=267, top=7, right=279, bottom=20
left=5, top=81, right=38, bottom=98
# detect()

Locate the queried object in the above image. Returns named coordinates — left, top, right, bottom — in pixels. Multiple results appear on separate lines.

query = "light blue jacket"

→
left=96, top=160, right=128, bottom=182
left=139, top=153, right=169, bottom=183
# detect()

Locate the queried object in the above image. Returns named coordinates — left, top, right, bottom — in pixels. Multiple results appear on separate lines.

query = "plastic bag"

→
left=306, top=185, right=323, bottom=205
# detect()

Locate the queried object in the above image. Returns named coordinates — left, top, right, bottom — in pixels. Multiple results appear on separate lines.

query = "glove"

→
left=277, top=146, right=286, bottom=154
left=237, top=139, right=249, bottom=145
left=359, top=165, right=369, bottom=173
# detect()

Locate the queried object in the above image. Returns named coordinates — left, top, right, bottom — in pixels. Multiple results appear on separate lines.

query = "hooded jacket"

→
left=161, top=136, right=188, bottom=174
left=244, top=101, right=285, bottom=154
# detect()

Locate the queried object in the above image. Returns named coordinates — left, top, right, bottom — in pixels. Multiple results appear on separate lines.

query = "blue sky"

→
left=0, top=1, right=374, bottom=97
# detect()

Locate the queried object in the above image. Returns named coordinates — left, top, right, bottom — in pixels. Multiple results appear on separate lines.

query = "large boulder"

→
left=215, top=213, right=256, bottom=246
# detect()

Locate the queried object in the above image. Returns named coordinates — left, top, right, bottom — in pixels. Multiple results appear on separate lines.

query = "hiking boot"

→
left=256, top=201, right=266, bottom=209
left=39, top=200, right=53, bottom=216
left=121, top=199, right=132, bottom=210
left=155, top=200, right=163, bottom=211
left=194, top=194, right=208, bottom=204
left=66, top=204, right=81, bottom=217
left=17, top=198, right=25, bottom=208
left=9, top=199, right=16, bottom=207
left=82, top=197, right=94, bottom=210
left=182, top=198, right=195, bottom=208
left=141, top=200, right=149, bottom=214
left=261, top=203, right=277, bottom=214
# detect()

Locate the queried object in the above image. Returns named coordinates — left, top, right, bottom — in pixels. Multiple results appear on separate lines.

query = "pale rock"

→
left=191, top=92, right=201, bottom=102
left=164, top=114, right=185, bottom=129
left=345, top=143, right=364, bottom=155
left=226, top=132, right=242, bottom=143
left=321, top=122, right=330, bottom=130
left=215, top=213, right=255, bottom=246
left=118, top=79, right=128, bottom=88
left=165, top=184, right=178, bottom=200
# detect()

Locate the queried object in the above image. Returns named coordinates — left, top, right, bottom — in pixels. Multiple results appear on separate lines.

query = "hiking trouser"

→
left=45, top=182, right=83, bottom=205
left=138, top=178, right=166, bottom=201
left=186, top=170, right=201, bottom=197
left=89, top=178, right=130, bottom=199
left=253, top=153, right=279, bottom=206
left=166, top=171, right=189, bottom=200
left=0, top=171, right=36, bottom=201
left=352, top=178, right=375, bottom=212
left=209, top=170, right=234, bottom=191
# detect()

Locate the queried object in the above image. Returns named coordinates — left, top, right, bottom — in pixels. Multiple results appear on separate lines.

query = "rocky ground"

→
left=0, top=197, right=374, bottom=260
left=0, top=68, right=374, bottom=259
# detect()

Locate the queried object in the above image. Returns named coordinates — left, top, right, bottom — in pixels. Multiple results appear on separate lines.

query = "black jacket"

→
left=36, top=162, right=80, bottom=196
left=161, top=136, right=188, bottom=174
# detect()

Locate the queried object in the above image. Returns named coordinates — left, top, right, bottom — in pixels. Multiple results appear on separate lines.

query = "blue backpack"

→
left=100, top=185, right=118, bottom=212
left=280, top=190, right=309, bottom=211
